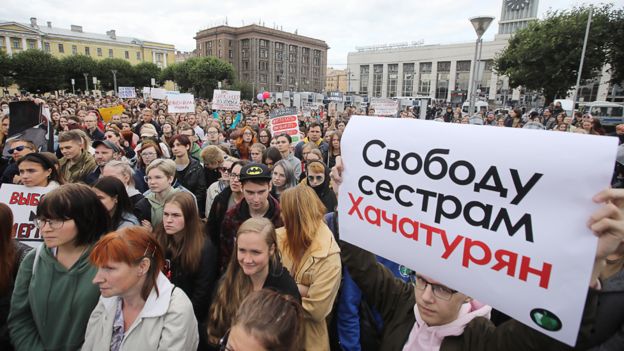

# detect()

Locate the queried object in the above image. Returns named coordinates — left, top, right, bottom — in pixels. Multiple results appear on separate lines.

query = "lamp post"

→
left=71, top=78, right=75, bottom=95
left=83, top=73, right=89, bottom=94
left=111, top=69, right=118, bottom=95
left=571, top=7, right=593, bottom=114
left=468, top=16, right=494, bottom=116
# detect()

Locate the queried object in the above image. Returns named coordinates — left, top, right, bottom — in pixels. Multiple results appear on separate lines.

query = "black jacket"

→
left=263, top=264, right=302, bottom=303
left=176, top=158, right=207, bottom=216
left=206, top=187, right=233, bottom=253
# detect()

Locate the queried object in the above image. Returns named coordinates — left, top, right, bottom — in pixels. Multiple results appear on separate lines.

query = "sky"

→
left=0, top=0, right=611, bottom=68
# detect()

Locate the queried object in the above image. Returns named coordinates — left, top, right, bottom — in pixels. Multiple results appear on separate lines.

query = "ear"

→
left=138, top=257, right=151, bottom=275
left=269, top=243, right=276, bottom=257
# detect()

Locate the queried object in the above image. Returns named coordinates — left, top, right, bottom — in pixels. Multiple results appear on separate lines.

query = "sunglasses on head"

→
left=8, top=145, right=30, bottom=154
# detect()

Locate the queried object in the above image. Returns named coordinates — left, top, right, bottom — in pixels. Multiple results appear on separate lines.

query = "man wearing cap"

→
left=216, top=163, right=282, bottom=273
left=86, top=140, right=122, bottom=185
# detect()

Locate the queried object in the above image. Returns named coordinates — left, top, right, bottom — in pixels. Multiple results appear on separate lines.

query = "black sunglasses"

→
left=8, top=145, right=30, bottom=154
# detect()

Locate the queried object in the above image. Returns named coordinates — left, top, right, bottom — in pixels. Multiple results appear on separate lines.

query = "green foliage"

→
left=606, top=7, right=624, bottom=84
left=95, top=58, right=134, bottom=91
left=11, top=49, right=62, bottom=93
left=59, top=55, right=97, bottom=89
left=165, top=57, right=235, bottom=98
left=159, top=65, right=175, bottom=84
left=495, top=4, right=622, bottom=101
left=133, top=62, right=161, bottom=88
left=228, top=80, right=254, bottom=100
left=0, top=50, right=13, bottom=86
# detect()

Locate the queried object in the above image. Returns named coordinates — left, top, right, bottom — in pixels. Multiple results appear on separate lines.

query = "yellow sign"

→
left=98, top=105, right=125, bottom=123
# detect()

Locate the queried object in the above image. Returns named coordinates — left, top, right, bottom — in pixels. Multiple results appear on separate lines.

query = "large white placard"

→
left=370, top=98, right=399, bottom=116
left=212, top=90, right=241, bottom=111
left=0, top=184, right=54, bottom=248
left=117, top=87, right=136, bottom=99
left=167, top=93, right=195, bottom=113
left=338, top=116, right=617, bottom=346
left=150, top=88, right=167, bottom=100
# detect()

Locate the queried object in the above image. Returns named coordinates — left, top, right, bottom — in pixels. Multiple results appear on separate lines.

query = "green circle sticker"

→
left=530, top=308, right=562, bottom=331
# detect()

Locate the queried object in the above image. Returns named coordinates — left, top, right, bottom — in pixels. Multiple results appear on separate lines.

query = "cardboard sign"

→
left=167, top=93, right=195, bottom=113
left=212, top=90, right=241, bottom=111
left=338, top=116, right=618, bottom=346
left=270, top=107, right=301, bottom=144
left=151, top=88, right=167, bottom=100
left=142, top=87, right=151, bottom=96
left=98, top=105, right=125, bottom=123
left=0, top=184, right=54, bottom=247
left=370, top=98, right=399, bottom=116
left=118, top=87, right=136, bottom=99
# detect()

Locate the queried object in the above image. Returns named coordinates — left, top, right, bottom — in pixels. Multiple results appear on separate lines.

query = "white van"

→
left=462, top=101, right=489, bottom=115
left=582, top=101, right=624, bottom=126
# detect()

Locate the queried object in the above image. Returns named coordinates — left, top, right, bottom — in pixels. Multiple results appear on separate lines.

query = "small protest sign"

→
left=370, top=98, right=399, bottom=116
left=150, top=88, right=167, bottom=100
left=338, top=116, right=617, bottom=346
left=269, top=107, right=300, bottom=144
left=167, top=93, right=195, bottom=113
left=142, top=87, right=151, bottom=96
left=98, top=105, right=125, bottom=123
left=118, top=87, right=136, bottom=99
left=0, top=184, right=54, bottom=248
left=212, top=90, right=241, bottom=111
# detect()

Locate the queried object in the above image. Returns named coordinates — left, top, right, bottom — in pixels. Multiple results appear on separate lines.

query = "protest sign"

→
left=142, top=87, right=151, bottom=97
left=338, top=116, right=617, bottom=346
left=98, top=105, right=125, bottom=123
left=150, top=88, right=167, bottom=100
left=269, top=107, right=300, bottom=144
left=212, top=90, right=241, bottom=111
left=370, top=98, right=399, bottom=116
left=167, top=93, right=195, bottom=113
left=118, top=87, right=136, bottom=99
left=327, top=91, right=344, bottom=102
left=0, top=184, right=54, bottom=248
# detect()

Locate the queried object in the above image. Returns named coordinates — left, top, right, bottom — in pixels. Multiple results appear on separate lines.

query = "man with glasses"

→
left=83, top=111, right=105, bottom=141
left=1, top=139, right=35, bottom=184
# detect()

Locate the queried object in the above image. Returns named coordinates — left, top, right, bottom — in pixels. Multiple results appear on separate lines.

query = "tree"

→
left=133, top=62, right=161, bottom=87
left=606, top=8, right=624, bottom=84
left=494, top=4, right=622, bottom=102
left=95, top=58, right=134, bottom=91
left=165, top=57, right=235, bottom=98
left=229, top=80, right=254, bottom=100
left=59, top=55, right=97, bottom=90
left=0, top=50, right=13, bottom=88
left=11, top=49, right=62, bottom=94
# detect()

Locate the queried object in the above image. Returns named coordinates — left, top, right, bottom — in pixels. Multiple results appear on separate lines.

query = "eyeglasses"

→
left=141, top=152, right=157, bottom=157
left=410, top=274, right=457, bottom=301
left=308, top=175, right=324, bottom=183
left=8, top=145, right=31, bottom=154
left=243, top=132, right=253, bottom=136
left=259, top=135, right=269, bottom=139
left=219, top=167, right=230, bottom=174
left=218, top=329, right=232, bottom=351
left=34, top=218, right=66, bottom=230
left=207, top=131, right=219, bottom=135
left=229, top=173, right=240, bottom=180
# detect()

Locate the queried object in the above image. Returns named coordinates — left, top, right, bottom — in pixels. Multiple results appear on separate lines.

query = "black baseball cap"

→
left=239, top=163, right=272, bottom=182
left=92, top=140, right=121, bottom=153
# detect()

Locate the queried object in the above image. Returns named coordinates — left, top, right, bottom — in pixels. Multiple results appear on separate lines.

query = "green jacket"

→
left=59, top=151, right=97, bottom=183
left=340, top=241, right=598, bottom=351
left=8, top=246, right=100, bottom=351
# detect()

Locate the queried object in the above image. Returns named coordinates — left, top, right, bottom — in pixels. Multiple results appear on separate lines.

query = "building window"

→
left=454, top=60, right=471, bottom=92
left=387, top=64, right=398, bottom=98
left=289, top=64, right=296, bottom=74
left=301, top=66, right=309, bottom=76
left=313, top=50, right=321, bottom=66
left=242, top=60, right=249, bottom=70
left=12, top=39, right=20, bottom=49
left=418, top=62, right=432, bottom=95
left=241, top=39, right=249, bottom=48
left=275, top=42, right=284, bottom=50
left=97, top=48, right=102, bottom=56
left=241, top=49, right=249, bottom=58
left=44, top=42, right=50, bottom=53
left=275, top=62, right=283, bottom=73
left=109, top=48, right=113, bottom=58
left=360, top=65, right=369, bottom=95
left=259, top=39, right=268, bottom=48
left=136, top=52, right=141, bottom=60
left=302, top=47, right=310, bottom=65
left=259, top=61, right=268, bottom=71
left=228, top=50, right=233, bottom=59
left=372, top=64, right=383, bottom=98
left=259, top=49, right=268, bottom=59
left=436, top=61, right=451, bottom=100
left=289, top=76, right=296, bottom=85
left=85, top=47, right=90, bottom=56
left=125, top=51, right=129, bottom=59
left=228, top=40, right=232, bottom=47
left=72, top=45, right=77, bottom=55
left=313, top=67, right=320, bottom=77
left=289, top=45, right=297, bottom=52
left=402, top=63, right=414, bottom=96
left=27, top=40, right=36, bottom=49
left=275, top=51, right=283, bottom=61
left=276, top=75, right=283, bottom=84
left=58, top=43, right=64, bottom=53
left=259, top=74, right=267, bottom=83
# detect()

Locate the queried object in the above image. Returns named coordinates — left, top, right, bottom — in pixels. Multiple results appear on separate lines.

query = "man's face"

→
left=94, top=145, right=116, bottom=166
left=180, top=130, right=196, bottom=143
left=242, top=181, right=271, bottom=213
left=59, top=140, right=82, bottom=160
left=276, top=136, right=290, bottom=154
left=308, top=127, right=321, bottom=142
left=111, top=115, right=121, bottom=123
left=85, top=115, right=98, bottom=130
left=171, top=140, right=189, bottom=158
left=187, top=114, right=196, bottom=126
left=9, top=141, right=34, bottom=161
left=142, top=111, right=153, bottom=122
left=121, top=115, right=131, bottom=123
left=249, top=116, right=259, bottom=126
left=414, top=274, right=468, bottom=326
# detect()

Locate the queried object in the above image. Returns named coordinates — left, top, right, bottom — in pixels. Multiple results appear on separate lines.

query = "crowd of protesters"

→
left=0, top=92, right=622, bottom=351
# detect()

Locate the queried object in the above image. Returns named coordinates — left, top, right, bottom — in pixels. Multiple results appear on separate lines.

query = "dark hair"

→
left=276, top=133, right=292, bottom=143
left=308, top=122, right=321, bottom=130
left=168, top=134, right=192, bottom=151
left=263, top=147, right=282, bottom=164
left=17, top=152, right=65, bottom=185
left=93, top=177, right=134, bottom=230
left=37, top=183, right=110, bottom=246
left=0, top=203, right=16, bottom=294
left=258, top=128, right=272, bottom=147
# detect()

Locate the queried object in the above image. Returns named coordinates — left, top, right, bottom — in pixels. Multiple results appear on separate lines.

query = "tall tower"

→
left=498, top=0, right=539, bottom=35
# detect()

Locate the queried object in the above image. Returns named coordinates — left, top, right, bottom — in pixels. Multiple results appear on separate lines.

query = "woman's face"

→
left=51, top=112, right=60, bottom=121
left=225, top=115, right=232, bottom=124
left=259, top=131, right=270, bottom=144
left=558, top=124, right=568, bottom=132
left=229, top=165, right=243, bottom=193
left=92, top=260, right=144, bottom=298
left=220, top=160, right=233, bottom=179
left=163, top=202, right=185, bottom=235
left=105, top=131, right=120, bottom=144
left=146, top=168, right=173, bottom=194
left=162, top=124, right=172, bottom=134
left=337, top=122, right=346, bottom=131
left=93, top=188, right=117, bottom=215
left=250, top=147, right=263, bottom=163
left=121, top=123, right=131, bottom=131
left=331, top=136, right=340, bottom=150
left=270, top=138, right=278, bottom=147
left=307, top=169, right=325, bottom=187
left=243, top=129, right=253, bottom=143
left=237, top=231, right=273, bottom=280
left=226, top=324, right=267, bottom=351
left=59, top=117, right=68, bottom=129
left=496, top=118, right=504, bottom=127
left=140, top=146, right=158, bottom=166
left=582, top=121, right=592, bottom=131
left=19, top=160, right=52, bottom=187
left=272, top=164, right=286, bottom=188
left=324, top=132, right=332, bottom=144
left=38, top=217, right=78, bottom=249
left=158, top=115, right=166, bottom=124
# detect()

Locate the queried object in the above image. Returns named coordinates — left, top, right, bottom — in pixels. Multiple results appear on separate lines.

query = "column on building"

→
left=37, top=38, right=42, bottom=49
left=429, top=61, right=438, bottom=100
left=367, top=64, right=374, bottom=98
left=163, top=52, right=168, bottom=68
left=21, top=37, right=27, bottom=51
left=397, top=63, right=404, bottom=97
left=488, top=71, right=499, bottom=101
left=447, top=60, right=457, bottom=103
left=4, top=36, right=12, bottom=55
left=152, top=51, right=156, bottom=65
left=381, top=64, right=388, bottom=98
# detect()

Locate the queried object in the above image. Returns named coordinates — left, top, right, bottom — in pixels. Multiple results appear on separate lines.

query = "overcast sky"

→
left=1, top=0, right=609, bottom=68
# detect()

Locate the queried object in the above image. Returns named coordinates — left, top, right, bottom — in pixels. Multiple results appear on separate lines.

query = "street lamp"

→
left=468, top=16, right=494, bottom=116
left=111, top=70, right=118, bottom=95
left=83, top=73, right=89, bottom=94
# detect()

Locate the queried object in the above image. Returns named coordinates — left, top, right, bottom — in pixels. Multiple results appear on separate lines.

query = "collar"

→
left=100, top=272, right=174, bottom=318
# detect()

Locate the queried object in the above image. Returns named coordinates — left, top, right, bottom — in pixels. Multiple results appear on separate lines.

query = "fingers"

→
left=588, top=202, right=621, bottom=228
left=593, top=188, right=624, bottom=206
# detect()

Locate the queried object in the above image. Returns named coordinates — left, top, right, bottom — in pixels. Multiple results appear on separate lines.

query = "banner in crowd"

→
left=0, top=184, right=54, bottom=248
left=167, top=93, right=195, bottom=113
left=269, top=107, right=300, bottom=144
left=2, top=101, right=53, bottom=157
left=118, top=87, right=136, bottom=99
left=150, top=88, right=167, bottom=100
left=142, top=87, right=151, bottom=96
left=370, top=98, right=399, bottom=116
left=338, top=116, right=617, bottom=346
left=212, top=90, right=241, bottom=111
left=98, top=105, right=125, bottom=123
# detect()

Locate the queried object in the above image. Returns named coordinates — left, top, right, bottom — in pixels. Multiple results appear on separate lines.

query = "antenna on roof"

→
left=225, top=17, right=228, bottom=25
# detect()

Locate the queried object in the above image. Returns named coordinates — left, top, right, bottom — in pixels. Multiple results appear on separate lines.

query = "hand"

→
left=589, top=188, right=624, bottom=260
left=297, top=284, right=309, bottom=298
left=141, top=220, right=153, bottom=232
left=330, top=156, right=343, bottom=197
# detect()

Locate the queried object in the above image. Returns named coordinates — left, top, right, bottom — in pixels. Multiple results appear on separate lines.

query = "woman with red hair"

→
left=235, top=126, right=257, bottom=161
left=83, top=226, right=199, bottom=351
